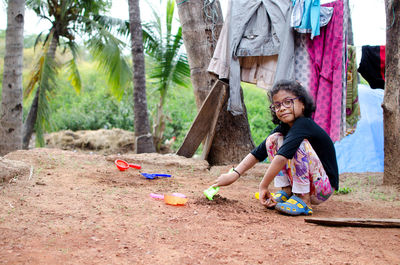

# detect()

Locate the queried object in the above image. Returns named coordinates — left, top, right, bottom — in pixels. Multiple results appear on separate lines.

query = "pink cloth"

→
left=307, top=0, right=344, bottom=142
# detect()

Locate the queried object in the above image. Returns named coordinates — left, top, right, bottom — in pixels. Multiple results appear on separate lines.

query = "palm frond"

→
left=24, top=54, right=45, bottom=99
left=145, top=0, right=162, bottom=37
left=172, top=56, right=190, bottom=88
left=166, top=0, right=175, bottom=38
left=35, top=53, right=57, bottom=146
left=142, top=22, right=160, bottom=55
left=92, top=15, right=131, bottom=38
left=86, top=33, right=131, bottom=100
left=65, top=58, right=82, bottom=93
left=66, top=40, right=79, bottom=59
left=33, top=32, right=44, bottom=51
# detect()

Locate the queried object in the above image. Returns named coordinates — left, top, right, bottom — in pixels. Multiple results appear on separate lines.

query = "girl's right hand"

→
left=212, top=172, right=240, bottom=187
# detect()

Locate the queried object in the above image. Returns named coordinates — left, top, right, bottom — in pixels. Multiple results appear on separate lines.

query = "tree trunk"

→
left=22, top=88, right=39, bottom=149
left=128, top=0, right=156, bottom=153
left=0, top=0, right=25, bottom=156
left=177, top=0, right=254, bottom=165
left=382, top=0, right=400, bottom=185
left=22, top=33, right=58, bottom=149
left=153, top=92, right=166, bottom=152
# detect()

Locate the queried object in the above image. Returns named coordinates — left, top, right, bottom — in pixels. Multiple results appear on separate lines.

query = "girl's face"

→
left=271, top=90, right=305, bottom=127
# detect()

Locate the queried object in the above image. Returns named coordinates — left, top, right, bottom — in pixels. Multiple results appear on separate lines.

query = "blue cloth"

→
left=295, top=0, right=321, bottom=39
left=334, top=84, right=384, bottom=173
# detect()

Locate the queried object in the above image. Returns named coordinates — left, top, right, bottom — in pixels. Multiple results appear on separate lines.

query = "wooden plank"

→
left=305, top=217, right=400, bottom=228
left=176, top=80, right=228, bottom=158
left=201, top=82, right=228, bottom=160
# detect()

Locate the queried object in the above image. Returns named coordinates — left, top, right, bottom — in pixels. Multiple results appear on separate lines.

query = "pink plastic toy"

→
left=150, top=193, right=164, bottom=199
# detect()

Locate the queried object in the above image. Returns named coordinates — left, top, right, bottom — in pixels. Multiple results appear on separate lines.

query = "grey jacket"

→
left=228, top=0, right=294, bottom=115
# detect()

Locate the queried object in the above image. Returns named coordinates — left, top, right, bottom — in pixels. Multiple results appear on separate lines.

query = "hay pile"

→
left=0, top=157, right=31, bottom=184
left=45, top=128, right=135, bottom=155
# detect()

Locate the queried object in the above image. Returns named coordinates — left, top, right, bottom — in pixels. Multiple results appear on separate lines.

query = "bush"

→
left=49, top=63, right=134, bottom=131
left=242, top=83, right=275, bottom=145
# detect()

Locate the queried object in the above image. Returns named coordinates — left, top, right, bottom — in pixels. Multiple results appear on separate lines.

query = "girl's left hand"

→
left=259, top=188, right=277, bottom=208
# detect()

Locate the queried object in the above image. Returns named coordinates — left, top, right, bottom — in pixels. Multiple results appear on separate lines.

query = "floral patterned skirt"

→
left=266, top=133, right=333, bottom=204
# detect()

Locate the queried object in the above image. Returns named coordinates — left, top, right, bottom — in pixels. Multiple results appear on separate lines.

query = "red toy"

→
left=115, top=159, right=141, bottom=171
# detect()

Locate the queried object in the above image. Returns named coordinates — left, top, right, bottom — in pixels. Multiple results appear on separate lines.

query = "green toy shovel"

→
left=203, top=186, right=220, bottom=200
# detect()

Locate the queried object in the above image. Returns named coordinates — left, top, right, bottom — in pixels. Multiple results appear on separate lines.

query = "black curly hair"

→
left=268, top=80, right=316, bottom=125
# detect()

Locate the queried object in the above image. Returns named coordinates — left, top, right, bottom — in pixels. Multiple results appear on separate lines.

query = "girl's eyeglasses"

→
left=270, top=97, right=299, bottom=112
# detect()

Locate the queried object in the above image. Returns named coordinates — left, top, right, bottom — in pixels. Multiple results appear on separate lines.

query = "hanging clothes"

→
left=339, top=0, right=349, bottom=139
left=208, top=3, right=278, bottom=90
left=345, top=45, right=361, bottom=135
left=208, top=0, right=295, bottom=116
left=292, top=0, right=321, bottom=39
left=307, top=0, right=344, bottom=142
left=239, top=55, right=278, bottom=90
left=293, top=32, right=312, bottom=91
left=358, top=45, right=386, bottom=89
left=209, top=0, right=348, bottom=142
left=291, top=1, right=334, bottom=37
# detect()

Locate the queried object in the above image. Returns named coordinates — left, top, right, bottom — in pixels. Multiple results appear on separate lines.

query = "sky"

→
left=0, top=0, right=386, bottom=48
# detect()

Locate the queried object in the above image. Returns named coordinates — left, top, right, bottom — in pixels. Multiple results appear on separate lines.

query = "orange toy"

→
left=164, top=193, right=188, bottom=206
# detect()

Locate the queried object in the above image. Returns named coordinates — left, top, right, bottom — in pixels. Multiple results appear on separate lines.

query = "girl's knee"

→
left=266, top=132, right=284, bottom=149
left=310, top=190, right=333, bottom=205
left=311, top=181, right=334, bottom=205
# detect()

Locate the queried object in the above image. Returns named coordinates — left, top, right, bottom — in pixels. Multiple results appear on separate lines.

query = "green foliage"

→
left=335, top=187, right=353, bottom=194
left=151, top=82, right=196, bottom=150
left=242, top=83, right=275, bottom=145
left=21, top=0, right=130, bottom=147
left=141, top=0, right=190, bottom=150
left=49, top=62, right=134, bottom=131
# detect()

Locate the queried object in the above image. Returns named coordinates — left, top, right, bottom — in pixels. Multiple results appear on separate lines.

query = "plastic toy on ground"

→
left=255, top=190, right=289, bottom=202
left=150, top=192, right=186, bottom=200
left=150, top=193, right=164, bottom=199
left=115, top=159, right=141, bottom=171
left=164, top=193, right=188, bottom=205
left=203, top=186, right=220, bottom=200
left=141, top=173, right=172, bottom=179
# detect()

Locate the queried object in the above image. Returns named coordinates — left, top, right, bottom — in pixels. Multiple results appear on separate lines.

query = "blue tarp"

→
left=334, top=84, right=384, bottom=173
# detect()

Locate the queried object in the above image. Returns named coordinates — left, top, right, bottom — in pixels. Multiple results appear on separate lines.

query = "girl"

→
left=212, top=80, right=338, bottom=215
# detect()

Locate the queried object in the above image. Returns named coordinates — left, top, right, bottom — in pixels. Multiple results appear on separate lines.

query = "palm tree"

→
left=142, top=0, right=190, bottom=151
left=0, top=0, right=25, bottom=156
left=22, top=0, right=131, bottom=148
left=127, top=0, right=155, bottom=153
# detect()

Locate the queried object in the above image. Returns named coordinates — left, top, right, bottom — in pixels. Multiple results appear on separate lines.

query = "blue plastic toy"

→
left=141, top=173, right=172, bottom=179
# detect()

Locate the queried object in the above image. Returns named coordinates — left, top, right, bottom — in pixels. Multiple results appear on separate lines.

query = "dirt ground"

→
left=1, top=146, right=400, bottom=264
